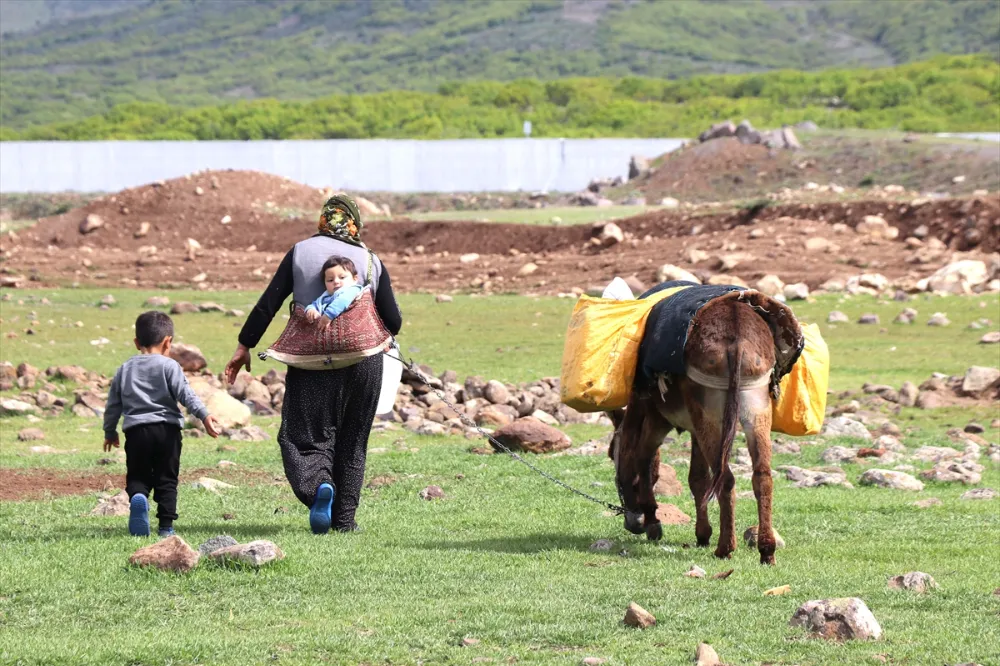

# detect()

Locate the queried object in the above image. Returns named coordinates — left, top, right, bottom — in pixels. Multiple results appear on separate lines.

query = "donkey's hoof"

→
left=760, top=554, right=776, bottom=566
left=713, top=547, right=734, bottom=560
left=623, top=512, right=645, bottom=535
left=645, top=521, right=663, bottom=541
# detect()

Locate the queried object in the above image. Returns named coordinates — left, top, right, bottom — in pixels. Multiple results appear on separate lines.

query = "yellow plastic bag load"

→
left=771, top=323, right=829, bottom=436
left=560, top=286, right=689, bottom=412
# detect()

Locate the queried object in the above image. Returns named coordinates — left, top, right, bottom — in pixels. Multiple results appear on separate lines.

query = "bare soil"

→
left=5, top=190, right=996, bottom=296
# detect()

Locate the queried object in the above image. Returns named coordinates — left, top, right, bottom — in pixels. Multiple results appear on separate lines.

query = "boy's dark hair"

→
left=321, top=255, right=358, bottom=278
left=135, top=311, right=174, bottom=348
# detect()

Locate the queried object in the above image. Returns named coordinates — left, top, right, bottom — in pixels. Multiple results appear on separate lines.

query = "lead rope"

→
left=381, top=346, right=626, bottom=515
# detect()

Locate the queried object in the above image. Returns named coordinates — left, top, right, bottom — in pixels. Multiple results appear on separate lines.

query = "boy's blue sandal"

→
left=309, top=483, right=335, bottom=534
left=128, top=494, right=151, bottom=536
left=158, top=527, right=175, bottom=538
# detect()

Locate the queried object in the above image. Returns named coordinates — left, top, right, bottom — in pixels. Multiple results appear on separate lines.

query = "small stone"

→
left=1, top=398, right=37, bottom=415
left=79, top=214, right=104, bottom=234
left=129, top=535, right=200, bottom=573
left=435, top=294, right=453, bottom=303
left=169, top=342, right=207, bottom=372
left=17, top=428, right=45, bottom=441
left=198, top=535, right=239, bottom=555
left=207, top=540, right=284, bottom=568
left=827, top=311, right=850, bottom=324
left=962, top=366, right=1000, bottom=395
left=887, top=572, right=938, bottom=593
left=170, top=301, right=199, bottom=315
left=783, top=282, right=810, bottom=301
left=764, top=585, right=792, bottom=596
left=460, top=637, right=480, bottom=647
left=694, top=643, right=721, bottom=666
left=581, top=658, right=608, bottom=666
left=419, top=485, right=445, bottom=500
left=979, top=332, right=1000, bottom=344
left=927, top=312, right=950, bottom=327
left=589, top=539, right=615, bottom=552
left=821, top=416, right=872, bottom=441
left=964, top=422, right=985, bottom=434
left=960, top=488, right=997, bottom=501
left=623, top=602, right=656, bottom=629
left=459, top=253, right=480, bottom=264
left=789, top=597, right=882, bottom=640
left=144, top=296, right=170, bottom=307
left=858, top=314, right=880, bottom=325
left=913, top=498, right=942, bottom=508
left=192, top=477, right=235, bottom=494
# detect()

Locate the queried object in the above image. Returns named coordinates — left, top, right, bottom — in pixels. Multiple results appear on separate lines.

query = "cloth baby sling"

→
left=259, top=250, right=392, bottom=371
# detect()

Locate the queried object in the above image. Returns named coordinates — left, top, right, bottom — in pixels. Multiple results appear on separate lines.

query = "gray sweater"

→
left=103, top=354, right=209, bottom=439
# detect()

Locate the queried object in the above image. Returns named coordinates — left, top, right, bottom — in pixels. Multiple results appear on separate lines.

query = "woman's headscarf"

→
left=318, top=194, right=364, bottom=247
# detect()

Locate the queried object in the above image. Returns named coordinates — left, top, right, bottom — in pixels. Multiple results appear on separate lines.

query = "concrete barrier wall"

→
left=0, top=138, right=686, bottom=193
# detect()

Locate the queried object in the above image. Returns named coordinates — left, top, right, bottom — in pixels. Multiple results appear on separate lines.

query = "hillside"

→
left=3, top=56, right=997, bottom=140
left=0, top=0, right=997, bottom=129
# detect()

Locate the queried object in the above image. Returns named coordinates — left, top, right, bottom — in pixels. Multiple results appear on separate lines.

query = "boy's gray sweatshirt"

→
left=103, top=354, right=209, bottom=439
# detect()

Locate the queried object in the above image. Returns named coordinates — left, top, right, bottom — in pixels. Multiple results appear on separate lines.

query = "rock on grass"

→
left=129, top=535, right=200, bottom=573
left=859, top=469, right=924, bottom=491
left=789, top=597, right=882, bottom=640
left=623, top=602, right=656, bottom=628
left=694, top=643, right=722, bottom=666
left=206, top=540, right=284, bottom=568
left=198, top=535, right=238, bottom=555
left=888, top=572, right=938, bottom=593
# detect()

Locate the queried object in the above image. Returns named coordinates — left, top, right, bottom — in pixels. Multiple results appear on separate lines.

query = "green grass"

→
left=1, top=288, right=998, bottom=665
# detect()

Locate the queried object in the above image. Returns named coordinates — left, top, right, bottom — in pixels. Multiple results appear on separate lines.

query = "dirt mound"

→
left=21, top=169, right=329, bottom=251
left=625, top=134, right=1000, bottom=203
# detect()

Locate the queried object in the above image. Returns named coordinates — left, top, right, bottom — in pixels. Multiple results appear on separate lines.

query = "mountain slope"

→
left=1, top=0, right=997, bottom=129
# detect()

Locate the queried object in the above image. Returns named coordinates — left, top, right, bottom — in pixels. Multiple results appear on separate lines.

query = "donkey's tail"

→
left=708, top=344, right=743, bottom=500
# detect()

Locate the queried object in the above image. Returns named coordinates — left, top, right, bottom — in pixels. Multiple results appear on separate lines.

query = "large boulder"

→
left=961, top=366, right=1000, bottom=396
left=491, top=417, right=571, bottom=454
left=789, top=598, right=882, bottom=640
left=169, top=343, right=207, bottom=372
left=926, top=261, right=989, bottom=295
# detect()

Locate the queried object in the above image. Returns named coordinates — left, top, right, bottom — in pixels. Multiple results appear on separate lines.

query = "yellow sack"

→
left=772, top=323, right=829, bottom=436
left=560, top=286, right=689, bottom=412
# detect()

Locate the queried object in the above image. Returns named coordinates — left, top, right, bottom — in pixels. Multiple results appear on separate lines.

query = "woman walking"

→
left=225, top=195, right=402, bottom=533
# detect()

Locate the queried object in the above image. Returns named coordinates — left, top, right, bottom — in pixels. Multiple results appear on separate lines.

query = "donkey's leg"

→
left=743, top=389, right=777, bottom=565
left=688, top=435, right=713, bottom=547
left=615, top=400, right=648, bottom=535
left=714, top=463, right=737, bottom=559
left=635, top=408, right=673, bottom=541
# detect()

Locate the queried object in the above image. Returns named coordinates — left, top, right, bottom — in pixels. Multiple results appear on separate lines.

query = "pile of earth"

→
left=618, top=134, right=1000, bottom=204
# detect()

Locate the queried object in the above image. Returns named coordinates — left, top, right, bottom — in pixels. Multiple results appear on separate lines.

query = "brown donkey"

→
left=610, top=291, right=799, bottom=565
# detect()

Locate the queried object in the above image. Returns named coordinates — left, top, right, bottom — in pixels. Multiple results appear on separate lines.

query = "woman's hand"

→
left=225, top=344, right=252, bottom=386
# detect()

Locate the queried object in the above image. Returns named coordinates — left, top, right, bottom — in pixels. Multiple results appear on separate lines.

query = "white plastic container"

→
left=376, top=344, right=403, bottom=415
left=602, top=276, right=635, bottom=301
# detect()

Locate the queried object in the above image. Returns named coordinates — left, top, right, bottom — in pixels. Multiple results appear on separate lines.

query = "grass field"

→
left=1, top=288, right=999, bottom=665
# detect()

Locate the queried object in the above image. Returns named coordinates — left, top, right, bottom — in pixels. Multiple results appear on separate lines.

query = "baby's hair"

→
left=135, top=311, right=174, bottom=348
left=321, top=255, right=358, bottom=278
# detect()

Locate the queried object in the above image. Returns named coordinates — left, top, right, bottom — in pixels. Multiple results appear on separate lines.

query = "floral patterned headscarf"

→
left=317, top=194, right=364, bottom=247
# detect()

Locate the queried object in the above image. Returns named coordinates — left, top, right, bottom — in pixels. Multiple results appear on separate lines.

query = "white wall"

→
left=0, top=138, right=686, bottom=193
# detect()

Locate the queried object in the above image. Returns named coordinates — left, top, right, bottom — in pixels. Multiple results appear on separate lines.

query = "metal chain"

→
left=382, top=349, right=625, bottom=515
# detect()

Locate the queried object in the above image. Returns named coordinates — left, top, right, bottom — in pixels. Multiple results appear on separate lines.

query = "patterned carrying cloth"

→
left=261, top=289, right=391, bottom=370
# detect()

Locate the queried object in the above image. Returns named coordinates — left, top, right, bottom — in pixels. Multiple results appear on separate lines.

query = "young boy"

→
left=304, top=256, right=364, bottom=324
left=103, top=311, right=220, bottom=537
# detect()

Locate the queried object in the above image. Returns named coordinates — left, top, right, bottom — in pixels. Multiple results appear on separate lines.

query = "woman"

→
left=225, top=195, right=402, bottom=534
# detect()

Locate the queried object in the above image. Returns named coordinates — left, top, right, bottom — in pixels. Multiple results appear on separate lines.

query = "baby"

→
left=305, top=256, right=364, bottom=323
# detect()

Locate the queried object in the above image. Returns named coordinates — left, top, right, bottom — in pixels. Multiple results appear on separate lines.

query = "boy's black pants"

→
left=124, top=422, right=183, bottom=525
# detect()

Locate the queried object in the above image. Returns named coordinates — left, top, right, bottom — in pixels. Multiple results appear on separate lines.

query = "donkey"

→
left=609, top=290, right=799, bottom=565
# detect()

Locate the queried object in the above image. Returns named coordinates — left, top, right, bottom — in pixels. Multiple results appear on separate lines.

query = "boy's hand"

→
left=319, top=315, right=332, bottom=329
left=103, top=436, right=120, bottom=452
left=305, top=309, right=320, bottom=322
left=203, top=415, right=221, bottom=438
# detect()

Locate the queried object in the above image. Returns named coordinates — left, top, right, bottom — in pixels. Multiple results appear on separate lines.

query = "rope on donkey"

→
left=381, top=347, right=626, bottom=516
